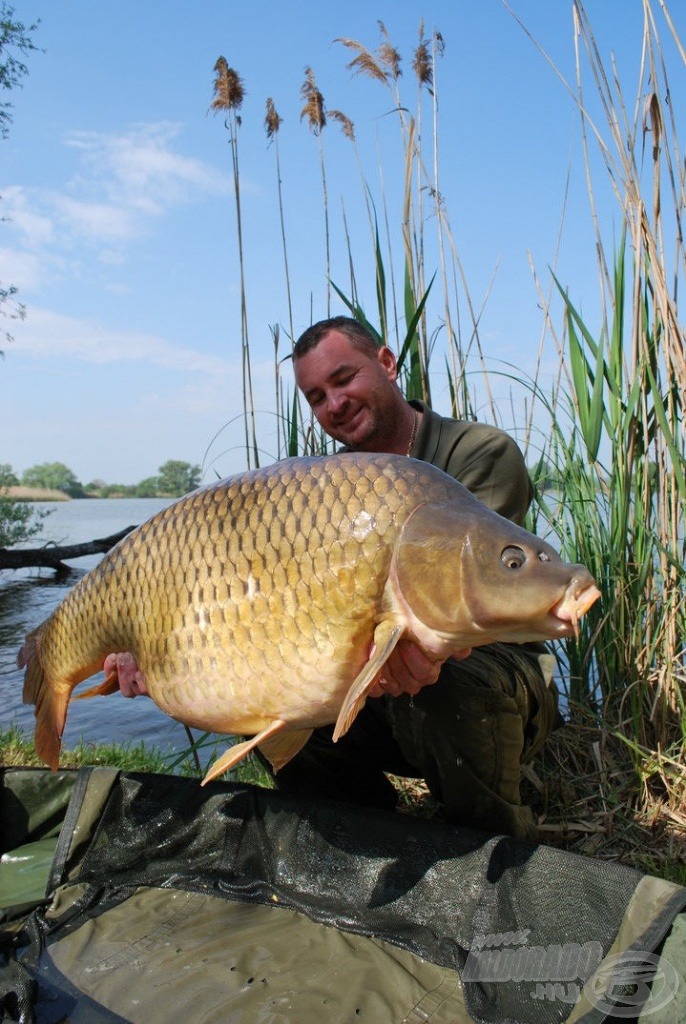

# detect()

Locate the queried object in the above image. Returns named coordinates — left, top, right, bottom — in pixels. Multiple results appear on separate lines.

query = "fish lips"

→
left=459, top=535, right=601, bottom=643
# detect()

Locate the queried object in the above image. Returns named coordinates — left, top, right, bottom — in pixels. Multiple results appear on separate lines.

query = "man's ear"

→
left=377, top=346, right=398, bottom=381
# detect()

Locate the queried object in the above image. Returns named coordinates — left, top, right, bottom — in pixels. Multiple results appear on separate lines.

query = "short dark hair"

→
left=293, top=316, right=382, bottom=360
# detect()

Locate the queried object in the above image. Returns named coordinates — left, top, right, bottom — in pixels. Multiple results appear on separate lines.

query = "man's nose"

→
left=327, top=391, right=347, bottom=415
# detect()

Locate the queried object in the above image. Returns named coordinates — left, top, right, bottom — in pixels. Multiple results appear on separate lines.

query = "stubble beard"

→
left=338, top=404, right=404, bottom=453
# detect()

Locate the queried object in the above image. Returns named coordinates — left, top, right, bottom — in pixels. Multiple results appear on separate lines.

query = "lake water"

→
left=0, top=498, right=196, bottom=760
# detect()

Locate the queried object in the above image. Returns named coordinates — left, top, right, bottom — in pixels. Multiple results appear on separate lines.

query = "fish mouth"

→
left=549, top=583, right=601, bottom=637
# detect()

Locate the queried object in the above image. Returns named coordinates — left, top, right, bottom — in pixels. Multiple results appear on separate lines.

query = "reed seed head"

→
left=329, top=109, right=355, bottom=142
left=412, top=38, right=432, bottom=87
left=210, top=56, right=245, bottom=114
left=377, top=21, right=402, bottom=80
left=336, top=38, right=389, bottom=86
left=300, top=66, right=326, bottom=135
left=265, top=97, right=283, bottom=139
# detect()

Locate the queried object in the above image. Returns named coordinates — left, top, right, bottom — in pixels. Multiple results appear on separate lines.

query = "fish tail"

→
left=18, top=630, right=69, bottom=771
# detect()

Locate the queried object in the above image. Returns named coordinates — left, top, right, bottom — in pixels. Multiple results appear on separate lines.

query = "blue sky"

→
left=2, top=1, right=682, bottom=486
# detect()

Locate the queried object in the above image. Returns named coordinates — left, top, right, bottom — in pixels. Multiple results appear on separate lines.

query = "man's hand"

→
left=369, top=639, right=472, bottom=698
left=103, top=652, right=149, bottom=698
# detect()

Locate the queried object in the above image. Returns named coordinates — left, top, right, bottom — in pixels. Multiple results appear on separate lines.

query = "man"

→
left=274, top=315, right=558, bottom=841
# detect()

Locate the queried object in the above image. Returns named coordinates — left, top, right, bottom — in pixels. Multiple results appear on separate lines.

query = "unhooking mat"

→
left=1, top=767, right=685, bottom=1024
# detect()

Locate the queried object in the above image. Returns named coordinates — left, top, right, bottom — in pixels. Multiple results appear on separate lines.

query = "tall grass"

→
left=209, top=3, right=685, bottom=838
left=525, top=3, right=686, bottom=762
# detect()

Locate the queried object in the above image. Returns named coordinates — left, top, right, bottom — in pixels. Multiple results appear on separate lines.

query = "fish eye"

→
left=501, top=546, right=526, bottom=570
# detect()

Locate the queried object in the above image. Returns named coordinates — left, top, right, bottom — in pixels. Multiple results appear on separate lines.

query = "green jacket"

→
left=410, top=400, right=533, bottom=526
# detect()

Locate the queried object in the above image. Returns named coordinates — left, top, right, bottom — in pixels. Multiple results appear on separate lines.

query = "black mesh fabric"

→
left=1, top=768, right=685, bottom=1024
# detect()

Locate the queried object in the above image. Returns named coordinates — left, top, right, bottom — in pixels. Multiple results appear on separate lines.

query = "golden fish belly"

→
left=130, top=524, right=385, bottom=735
left=145, top=657, right=368, bottom=736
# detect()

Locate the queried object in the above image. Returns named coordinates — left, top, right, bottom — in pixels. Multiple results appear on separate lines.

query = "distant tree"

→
left=99, top=483, right=136, bottom=497
left=0, top=9, right=43, bottom=547
left=0, top=461, right=46, bottom=547
left=0, top=462, right=18, bottom=486
left=1, top=4, right=41, bottom=349
left=22, top=462, right=85, bottom=498
left=157, top=461, right=201, bottom=497
left=135, top=476, right=160, bottom=498
left=0, top=2, right=39, bottom=139
left=0, top=493, right=45, bottom=547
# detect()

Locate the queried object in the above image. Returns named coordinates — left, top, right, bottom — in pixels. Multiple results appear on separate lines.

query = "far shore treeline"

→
left=0, top=460, right=201, bottom=501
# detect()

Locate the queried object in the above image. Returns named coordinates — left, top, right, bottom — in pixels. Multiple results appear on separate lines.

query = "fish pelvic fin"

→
left=71, top=672, right=120, bottom=700
left=18, top=630, right=69, bottom=772
left=333, top=622, right=403, bottom=743
left=201, top=719, right=290, bottom=786
left=259, top=728, right=313, bottom=773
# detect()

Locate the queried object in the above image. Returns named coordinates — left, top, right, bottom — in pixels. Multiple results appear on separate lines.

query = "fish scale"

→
left=18, top=452, right=600, bottom=785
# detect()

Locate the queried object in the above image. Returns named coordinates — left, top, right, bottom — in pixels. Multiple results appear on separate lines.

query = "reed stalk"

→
left=300, top=67, right=332, bottom=317
left=265, top=98, right=294, bottom=346
left=210, top=56, right=260, bottom=469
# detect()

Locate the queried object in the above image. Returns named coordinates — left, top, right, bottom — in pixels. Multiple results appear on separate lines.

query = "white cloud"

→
left=2, top=121, right=228, bottom=279
left=1, top=186, right=54, bottom=246
left=99, top=250, right=127, bottom=267
left=0, top=246, right=44, bottom=290
left=63, top=122, right=226, bottom=215
left=52, top=195, right=138, bottom=243
left=10, top=306, right=231, bottom=375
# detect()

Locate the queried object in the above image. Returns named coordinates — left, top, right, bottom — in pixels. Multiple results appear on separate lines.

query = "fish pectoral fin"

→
left=259, top=728, right=313, bottom=774
left=201, top=719, right=288, bottom=786
left=333, top=622, right=404, bottom=742
left=71, top=672, right=120, bottom=701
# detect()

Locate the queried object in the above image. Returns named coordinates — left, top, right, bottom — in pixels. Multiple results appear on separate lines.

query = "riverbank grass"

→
left=1, top=723, right=175, bottom=774
left=4, top=486, right=70, bottom=502
left=0, top=724, right=272, bottom=786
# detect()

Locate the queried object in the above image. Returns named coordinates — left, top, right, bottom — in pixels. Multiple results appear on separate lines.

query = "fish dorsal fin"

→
left=201, top=719, right=288, bottom=786
left=332, top=621, right=403, bottom=742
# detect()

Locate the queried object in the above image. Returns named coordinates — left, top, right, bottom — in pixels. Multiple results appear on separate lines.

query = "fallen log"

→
left=0, top=526, right=137, bottom=573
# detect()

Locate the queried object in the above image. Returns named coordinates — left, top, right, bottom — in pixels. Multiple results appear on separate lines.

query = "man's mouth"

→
left=333, top=408, right=362, bottom=432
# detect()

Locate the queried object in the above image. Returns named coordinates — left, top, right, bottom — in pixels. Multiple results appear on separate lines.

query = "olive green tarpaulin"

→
left=1, top=767, right=685, bottom=1024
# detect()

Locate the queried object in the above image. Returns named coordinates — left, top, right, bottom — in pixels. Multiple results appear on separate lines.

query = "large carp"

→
left=19, top=453, right=600, bottom=785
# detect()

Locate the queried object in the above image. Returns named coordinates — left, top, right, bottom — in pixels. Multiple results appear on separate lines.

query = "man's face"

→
left=294, top=330, right=402, bottom=451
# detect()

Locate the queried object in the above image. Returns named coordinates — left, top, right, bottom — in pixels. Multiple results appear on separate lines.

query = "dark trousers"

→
left=272, top=643, right=558, bottom=841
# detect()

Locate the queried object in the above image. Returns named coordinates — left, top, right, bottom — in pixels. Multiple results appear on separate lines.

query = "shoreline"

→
left=2, top=487, right=178, bottom=502
left=3, top=485, right=71, bottom=502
